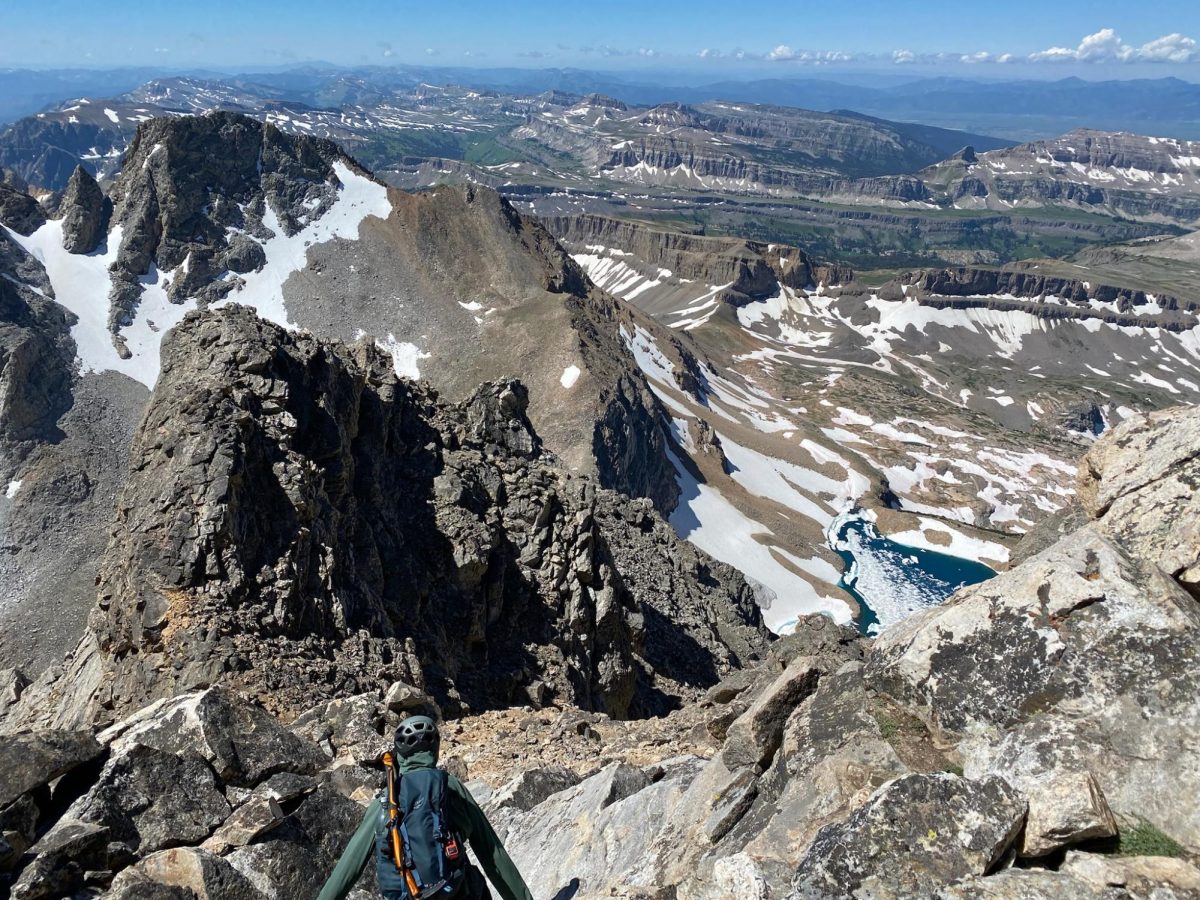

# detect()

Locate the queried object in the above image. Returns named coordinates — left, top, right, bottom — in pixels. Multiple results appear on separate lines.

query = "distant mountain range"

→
left=4, top=75, right=1197, bottom=273
left=0, top=77, right=1010, bottom=193
left=3, top=66, right=1200, bottom=140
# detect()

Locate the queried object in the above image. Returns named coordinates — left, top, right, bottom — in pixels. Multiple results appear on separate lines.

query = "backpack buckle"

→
left=417, top=879, right=448, bottom=899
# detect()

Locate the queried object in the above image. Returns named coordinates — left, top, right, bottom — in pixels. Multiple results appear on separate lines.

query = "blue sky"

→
left=4, top=0, right=1199, bottom=78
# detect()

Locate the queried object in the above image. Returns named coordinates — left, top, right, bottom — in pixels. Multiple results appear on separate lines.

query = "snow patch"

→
left=4, top=479, right=21, bottom=499
left=889, top=519, right=1010, bottom=565
left=379, top=335, right=429, bottom=379
left=667, top=448, right=852, bottom=632
left=560, top=365, right=581, bottom=389
left=219, top=161, right=391, bottom=326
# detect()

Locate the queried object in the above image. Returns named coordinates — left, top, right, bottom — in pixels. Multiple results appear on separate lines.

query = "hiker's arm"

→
left=449, top=778, right=534, bottom=900
left=316, top=798, right=379, bottom=900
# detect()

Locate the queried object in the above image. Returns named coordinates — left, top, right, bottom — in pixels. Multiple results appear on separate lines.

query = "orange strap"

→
left=382, top=753, right=406, bottom=869
left=384, top=752, right=422, bottom=896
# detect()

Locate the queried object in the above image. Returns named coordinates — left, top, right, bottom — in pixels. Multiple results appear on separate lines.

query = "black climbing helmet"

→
left=394, top=715, right=439, bottom=757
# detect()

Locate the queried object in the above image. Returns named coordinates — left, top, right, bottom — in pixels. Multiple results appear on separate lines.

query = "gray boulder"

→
left=383, top=680, right=439, bottom=716
left=720, top=656, right=820, bottom=770
left=490, top=759, right=704, bottom=899
left=0, top=729, right=103, bottom=807
left=486, top=765, right=582, bottom=813
left=290, top=693, right=391, bottom=764
left=942, top=852, right=1200, bottom=898
left=720, top=663, right=909, bottom=880
left=107, top=846, right=265, bottom=899
left=9, top=818, right=109, bottom=900
left=226, top=784, right=371, bottom=899
left=67, top=743, right=230, bottom=854
left=202, top=773, right=317, bottom=854
left=102, top=688, right=328, bottom=787
left=793, top=774, right=1026, bottom=899
left=1077, top=405, right=1200, bottom=593
left=0, top=794, right=39, bottom=871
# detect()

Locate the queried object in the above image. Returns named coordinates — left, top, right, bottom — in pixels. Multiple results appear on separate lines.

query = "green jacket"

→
left=317, top=751, right=533, bottom=900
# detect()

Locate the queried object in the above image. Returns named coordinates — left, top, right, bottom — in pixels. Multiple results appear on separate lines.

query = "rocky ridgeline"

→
left=0, top=108, right=139, bottom=191
left=0, top=184, right=46, bottom=238
left=542, top=214, right=852, bottom=305
left=2, top=339, right=1199, bottom=897
left=3, top=306, right=767, bottom=732
left=902, top=266, right=1200, bottom=332
left=514, top=99, right=999, bottom=200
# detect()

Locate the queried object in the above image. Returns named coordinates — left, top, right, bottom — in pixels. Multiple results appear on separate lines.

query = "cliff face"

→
left=906, top=266, right=1200, bottom=331
left=8, top=306, right=765, bottom=729
left=542, top=214, right=852, bottom=303
left=921, top=129, right=1200, bottom=225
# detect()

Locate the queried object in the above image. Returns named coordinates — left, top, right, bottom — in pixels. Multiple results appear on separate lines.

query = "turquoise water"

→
left=831, top=516, right=996, bottom=635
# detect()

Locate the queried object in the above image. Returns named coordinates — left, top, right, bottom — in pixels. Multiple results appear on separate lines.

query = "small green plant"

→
left=1119, top=817, right=1184, bottom=858
left=942, top=762, right=964, bottom=776
left=874, top=713, right=900, bottom=740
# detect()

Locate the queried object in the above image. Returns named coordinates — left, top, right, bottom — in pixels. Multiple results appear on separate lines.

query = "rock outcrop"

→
left=104, top=111, right=348, bottom=325
left=58, top=166, right=111, bottom=255
left=0, top=183, right=46, bottom=236
left=0, top=276, right=75, bottom=470
left=868, top=405, right=1200, bottom=854
left=4, top=305, right=766, bottom=730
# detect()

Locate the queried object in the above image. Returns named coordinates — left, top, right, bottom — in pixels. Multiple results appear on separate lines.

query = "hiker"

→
left=317, top=715, right=534, bottom=900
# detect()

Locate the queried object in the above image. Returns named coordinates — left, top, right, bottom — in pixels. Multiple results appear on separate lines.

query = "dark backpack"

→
left=374, top=766, right=468, bottom=899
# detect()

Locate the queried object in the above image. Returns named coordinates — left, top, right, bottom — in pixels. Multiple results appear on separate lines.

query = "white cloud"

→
left=893, top=49, right=915, bottom=64
left=424, top=48, right=438, bottom=56
left=698, top=47, right=718, bottom=59
left=1138, top=33, right=1199, bottom=63
left=767, top=46, right=853, bottom=64
left=1030, top=28, right=1199, bottom=64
